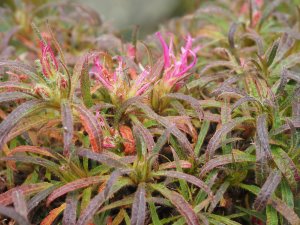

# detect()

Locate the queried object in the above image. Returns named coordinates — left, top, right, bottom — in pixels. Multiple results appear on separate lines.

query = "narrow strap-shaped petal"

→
left=156, top=32, right=171, bottom=69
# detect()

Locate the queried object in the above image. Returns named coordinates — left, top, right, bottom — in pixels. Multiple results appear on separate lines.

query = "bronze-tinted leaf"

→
left=41, top=203, right=66, bottom=225
left=27, top=185, right=57, bottom=212
left=268, top=198, right=300, bottom=225
left=0, top=60, right=40, bottom=82
left=74, top=104, right=103, bottom=152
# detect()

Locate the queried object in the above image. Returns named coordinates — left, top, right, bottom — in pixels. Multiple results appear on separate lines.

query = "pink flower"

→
left=90, top=56, right=153, bottom=100
left=40, top=41, right=58, bottom=78
left=156, top=32, right=197, bottom=88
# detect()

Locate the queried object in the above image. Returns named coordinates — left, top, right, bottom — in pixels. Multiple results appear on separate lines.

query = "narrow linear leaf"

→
left=194, top=120, right=210, bottom=156
left=154, top=171, right=212, bottom=197
left=12, top=190, right=28, bottom=221
left=46, top=176, right=105, bottom=206
left=41, top=203, right=66, bottom=225
left=27, top=185, right=57, bottom=212
left=165, top=93, right=204, bottom=121
left=267, top=40, right=279, bottom=67
left=0, top=92, right=34, bottom=103
left=208, top=181, right=230, bottom=212
left=151, top=184, right=200, bottom=225
left=256, top=114, right=272, bottom=159
left=74, top=104, right=103, bottom=152
left=76, top=178, right=130, bottom=225
left=80, top=56, right=93, bottom=108
left=206, top=117, right=252, bottom=160
left=0, top=182, right=52, bottom=206
left=0, top=100, right=47, bottom=151
left=254, top=169, right=282, bottom=211
left=61, top=101, right=74, bottom=157
left=200, top=150, right=255, bottom=177
left=131, top=182, right=146, bottom=225
left=63, top=192, right=78, bottom=225
left=77, top=148, right=128, bottom=169
left=0, top=205, right=30, bottom=225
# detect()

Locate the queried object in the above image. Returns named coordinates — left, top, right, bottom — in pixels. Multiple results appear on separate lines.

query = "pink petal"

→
left=175, top=49, right=197, bottom=78
left=156, top=32, right=171, bottom=69
left=136, top=83, right=151, bottom=96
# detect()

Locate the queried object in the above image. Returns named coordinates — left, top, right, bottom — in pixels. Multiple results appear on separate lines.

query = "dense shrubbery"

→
left=0, top=0, right=300, bottom=224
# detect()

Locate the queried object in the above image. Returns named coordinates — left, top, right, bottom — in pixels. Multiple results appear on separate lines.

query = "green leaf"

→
left=272, top=147, right=299, bottom=192
left=80, top=56, right=93, bottom=108
left=207, top=213, right=241, bottom=225
left=194, top=120, right=210, bottom=157
left=151, top=184, right=200, bottom=225
left=61, top=101, right=74, bottom=157
left=208, top=181, right=230, bottom=212
left=149, top=201, right=162, bottom=225
left=266, top=206, right=278, bottom=225
left=267, top=40, right=279, bottom=67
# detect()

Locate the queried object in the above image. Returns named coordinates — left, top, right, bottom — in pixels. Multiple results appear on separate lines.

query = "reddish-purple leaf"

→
left=74, top=104, right=103, bottom=152
left=256, top=114, right=272, bottom=159
left=0, top=205, right=30, bottom=225
left=46, top=176, right=105, bottom=206
left=0, top=183, right=52, bottom=206
left=63, top=193, right=78, bottom=225
left=131, top=182, right=146, bottom=225
left=200, top=150, right=255, bottom=177
left=77, top=148, right=128, bottom=169
left=12, top=190, right=28, bottom=221
left=206, top=117, right=251, bottom=160
left=0, top=100, right=47, bottom=151
left=132, top=123, right=155, bottom=153
left=166, top=93, right=204, bottom=121
left=151, top=184, right=200, bottom=225
left=0, top=92, right=33, bottom=103
left=269, top=198, right=300, bottom=225
left=155, top=171, right=212, bottom=197
left=254, top=169, right=282, bottom=211
left=134, top=102, right=194, bottom=156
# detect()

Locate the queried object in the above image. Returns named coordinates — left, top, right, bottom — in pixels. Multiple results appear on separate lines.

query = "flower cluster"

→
left=156, top=32, right=197, bottom=90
